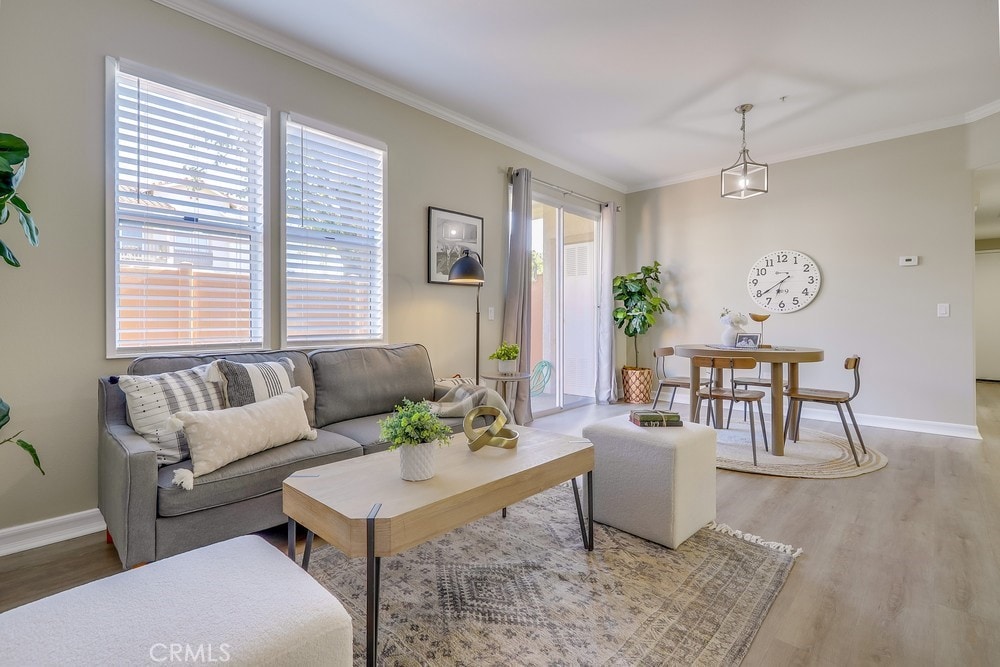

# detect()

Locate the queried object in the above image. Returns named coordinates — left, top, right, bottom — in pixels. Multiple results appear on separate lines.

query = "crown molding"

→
left=150, top=0, right=627, bottom=194
left=966, top=98, right=1000, bottom=123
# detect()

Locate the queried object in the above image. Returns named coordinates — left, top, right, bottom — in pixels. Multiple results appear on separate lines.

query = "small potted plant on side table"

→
left=379, top=399, right=453, bottom=481
left=489, top=341, right=520, bottom=374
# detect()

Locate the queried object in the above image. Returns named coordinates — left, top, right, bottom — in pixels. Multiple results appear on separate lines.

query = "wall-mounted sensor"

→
left=899, top=256, right=919, bottom=266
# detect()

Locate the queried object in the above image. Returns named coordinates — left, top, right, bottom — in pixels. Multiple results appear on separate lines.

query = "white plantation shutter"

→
left=283, top=115, right=385, bottom=345
left=109, top=59, right=266, bottom=355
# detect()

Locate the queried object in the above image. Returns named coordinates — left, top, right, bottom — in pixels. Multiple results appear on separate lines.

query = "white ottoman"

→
left=583, top=414, right=717, bottom=549
left=1, top=536, right=352, bottom=666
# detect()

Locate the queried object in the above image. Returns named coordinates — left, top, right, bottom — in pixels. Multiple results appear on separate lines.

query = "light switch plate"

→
left=937, top=303, right=950, bottom=317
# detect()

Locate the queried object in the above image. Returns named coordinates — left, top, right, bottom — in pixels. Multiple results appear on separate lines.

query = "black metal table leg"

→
left=586, top=470, right=594, bottom=551
left=286, top=518, right=296, bottom=561
left=302, top=531, right=314, bottom=571
left=571, top=477, right=592, bottom=551
left=366, top=503, right=382, bottom=667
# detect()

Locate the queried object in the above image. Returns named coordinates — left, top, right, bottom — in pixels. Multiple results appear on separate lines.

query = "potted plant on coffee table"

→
left=612, top=260, right=670, bottom=403
left=489, top=341, right=520, bottom=374
left=379, top=399, right=453, bottom=481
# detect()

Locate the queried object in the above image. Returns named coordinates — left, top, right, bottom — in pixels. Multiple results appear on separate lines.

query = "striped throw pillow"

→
left=116, top=364, right=225, bottom=465
left=212, top=358, right=295, bottom=408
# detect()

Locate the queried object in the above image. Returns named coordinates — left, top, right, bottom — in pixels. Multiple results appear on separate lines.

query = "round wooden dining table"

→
left=673, top=344, right=824, bottom=456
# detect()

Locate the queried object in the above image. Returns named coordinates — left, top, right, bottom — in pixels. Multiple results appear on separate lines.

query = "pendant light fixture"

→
left=721, top=103, right=768, bottom=199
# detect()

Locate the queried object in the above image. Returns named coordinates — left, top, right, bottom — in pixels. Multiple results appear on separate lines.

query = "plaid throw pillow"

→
left=116, top=364, right=224, bottom=465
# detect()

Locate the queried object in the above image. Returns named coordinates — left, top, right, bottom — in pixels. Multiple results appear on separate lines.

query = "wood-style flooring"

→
left=3, top=387, right=1000, bottom=665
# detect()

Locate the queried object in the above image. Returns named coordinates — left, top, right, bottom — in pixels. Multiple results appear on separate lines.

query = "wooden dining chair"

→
left=784, top=355, right=866, bottom=467
left=733, top=347, right=784, bottom=420
left=651, top=347, right=700, bottom=411
left=692, top=356, right=768, bottom=465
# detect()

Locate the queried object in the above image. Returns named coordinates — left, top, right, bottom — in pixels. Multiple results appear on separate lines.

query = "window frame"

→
left=279, top=112, right=388, bottom=348
left=105, top=57, right=271, bottom=358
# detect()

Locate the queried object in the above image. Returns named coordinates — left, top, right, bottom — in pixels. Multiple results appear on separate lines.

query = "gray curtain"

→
left=596, top=202, right=618, bottom=403
left=503, top=168, right=533, bottom=424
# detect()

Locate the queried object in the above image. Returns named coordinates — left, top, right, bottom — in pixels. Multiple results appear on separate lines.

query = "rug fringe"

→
left=707, top=522, right=803, bottom=558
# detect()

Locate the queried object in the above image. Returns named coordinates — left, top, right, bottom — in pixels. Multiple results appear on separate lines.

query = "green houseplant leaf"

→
left=378, top=399, right=453, bottom=450
left=0, top=134, right=43, bottom=474
left=0, top=133, right=37, bottom=259
left=488, top=341, right=520, bottom=360
left=0, top=398, right=44, bottom=475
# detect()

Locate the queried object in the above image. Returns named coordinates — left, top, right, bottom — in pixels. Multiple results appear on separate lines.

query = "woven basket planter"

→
left=621, top=367, right=652, bottom=404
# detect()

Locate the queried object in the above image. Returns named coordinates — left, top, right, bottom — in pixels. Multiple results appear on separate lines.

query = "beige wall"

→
left=0, top=0, right=623, bottom=529
left=625, top=126, right=978, bottom=429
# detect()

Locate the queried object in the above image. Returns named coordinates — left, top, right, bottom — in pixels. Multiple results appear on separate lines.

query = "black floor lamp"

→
left=448, top=249, right=485, bottom=384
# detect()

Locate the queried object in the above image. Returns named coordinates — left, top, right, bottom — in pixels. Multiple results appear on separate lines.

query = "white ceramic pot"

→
left=399, top=442, right=436, bottom=481
left=498, top=359, right=518, bottom=374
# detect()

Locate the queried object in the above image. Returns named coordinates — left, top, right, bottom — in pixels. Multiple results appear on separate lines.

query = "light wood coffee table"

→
left=283, top=426, right=594, bottom=666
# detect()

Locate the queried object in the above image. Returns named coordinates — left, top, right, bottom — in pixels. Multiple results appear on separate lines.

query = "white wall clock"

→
left=747, top=250, right=821, bottom=312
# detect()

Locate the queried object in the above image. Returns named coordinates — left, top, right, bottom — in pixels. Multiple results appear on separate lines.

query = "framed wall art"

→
left=428, top=207, right=483, bottom=284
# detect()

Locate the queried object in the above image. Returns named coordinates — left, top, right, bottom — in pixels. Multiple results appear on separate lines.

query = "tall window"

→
left=108, top=59, right=266, bottom=355
left=283, top=114, right=385, bottom=345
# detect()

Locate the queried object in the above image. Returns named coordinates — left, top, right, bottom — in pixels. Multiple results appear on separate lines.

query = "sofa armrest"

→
left=98, top=378, right=158, bottom=568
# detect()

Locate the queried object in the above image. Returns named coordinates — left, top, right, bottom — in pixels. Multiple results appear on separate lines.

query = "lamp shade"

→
left=448, top=250, right=485, bottom=284
left=721, top=151, right=768, bottom=199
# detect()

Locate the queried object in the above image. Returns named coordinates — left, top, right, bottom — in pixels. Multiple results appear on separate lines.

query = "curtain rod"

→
left=507, top=167, right=607, bottom=207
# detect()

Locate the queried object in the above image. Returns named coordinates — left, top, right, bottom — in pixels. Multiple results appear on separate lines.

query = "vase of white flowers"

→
left=720, top=308, right=748, bottom=347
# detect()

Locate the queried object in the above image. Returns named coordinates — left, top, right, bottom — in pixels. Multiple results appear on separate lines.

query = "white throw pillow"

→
left=172, top=387, right=317, bottom=478
left=116, top=364, right=225, bottom=465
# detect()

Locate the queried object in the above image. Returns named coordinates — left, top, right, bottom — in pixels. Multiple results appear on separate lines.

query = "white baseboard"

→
left=665, top=395, right=982, bottom=440
left=0, top=508, right=106, bottom=558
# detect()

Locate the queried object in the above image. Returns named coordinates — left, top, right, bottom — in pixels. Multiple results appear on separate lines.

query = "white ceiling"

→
left=159, top=0, right=1000, bottom=194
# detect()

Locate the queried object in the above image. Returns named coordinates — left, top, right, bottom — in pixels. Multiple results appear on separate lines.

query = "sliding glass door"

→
left=530, top=198, right=599, bottom=415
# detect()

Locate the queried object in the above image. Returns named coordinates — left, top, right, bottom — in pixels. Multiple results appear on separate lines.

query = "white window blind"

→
left=110, top=61, right=266, bottom=354
left=283, top=116, right=385, bottom=345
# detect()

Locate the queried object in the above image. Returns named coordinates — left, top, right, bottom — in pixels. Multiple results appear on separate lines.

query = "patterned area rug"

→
left=307, top=485, right=798, bottom=666
left=714, top=419, right=888, bottom=478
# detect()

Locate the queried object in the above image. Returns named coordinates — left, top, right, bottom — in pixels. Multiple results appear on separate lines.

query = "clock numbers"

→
left=746, top=250, right=821, bottom=313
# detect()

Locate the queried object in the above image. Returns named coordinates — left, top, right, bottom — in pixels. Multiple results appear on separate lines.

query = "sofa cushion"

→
left=323, top=413, right=466, bottom=455
left=156, top=429, right=362, bottom=517
left=173, top=387, right=317, bottom=477
left=212, top=357, right=295, bottom=407
left=310, top=344, right=435, bottom=426
left=116, top=364, right=225, bottom=465
left=128, top=350, right=317, bottom=427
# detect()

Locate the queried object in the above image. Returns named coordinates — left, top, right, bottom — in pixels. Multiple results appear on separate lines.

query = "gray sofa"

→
left=98, top=343, right=457, bottom=568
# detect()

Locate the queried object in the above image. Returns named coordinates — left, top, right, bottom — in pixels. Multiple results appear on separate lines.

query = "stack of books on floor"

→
left=629, top=410, right=683, bottom=427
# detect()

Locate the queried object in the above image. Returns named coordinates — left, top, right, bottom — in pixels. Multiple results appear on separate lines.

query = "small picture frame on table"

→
left=735, top=333, right=761, bottom=349
left=428, top=207, right=483, bottom=284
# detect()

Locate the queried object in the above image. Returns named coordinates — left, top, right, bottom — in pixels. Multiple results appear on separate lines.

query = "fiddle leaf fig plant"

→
left=0, top=133, right=42, bottom=474
left=0, top=133, right=39, bottom=267
left=612, top=260, right=670, bottom=367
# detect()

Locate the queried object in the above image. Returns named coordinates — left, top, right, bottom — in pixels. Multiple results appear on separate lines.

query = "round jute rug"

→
left=713, top=420, right=888, bottom=478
